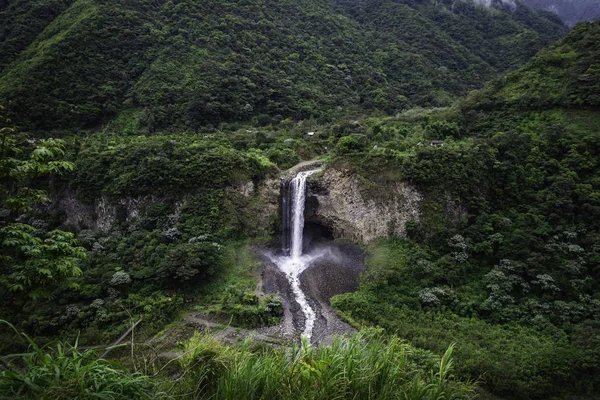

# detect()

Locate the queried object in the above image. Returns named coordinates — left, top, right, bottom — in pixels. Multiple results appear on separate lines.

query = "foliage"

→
left=424, top=120, right=461, bottom=140
left=1, top=7, right=599, bottom=400
left=217, top=289, right=283, bottom=328
left=0, top=108, right=86, bottom=300
left=166, top=329, right=474, bottom=400
left=461, top=21, right=600, bottom=110
left=325, top=32, right=600, bottom=394
left=334, top=135, right=367, bottom=155
left=0, top=0, right=74, bottom=72
left=0, top=0, right=565, bottom=132
left=0, top=225, right=85, bottom=299
left=335, top=291, right=597, bottom=399
left=70, top=133, right=277, bottom=200
left=330, top=90, right=600, bottom=399
left=0, top=321, right=156, bottom=400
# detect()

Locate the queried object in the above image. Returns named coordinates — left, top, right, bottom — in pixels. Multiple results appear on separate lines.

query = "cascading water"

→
left=278, top=169, right=321, bottom=339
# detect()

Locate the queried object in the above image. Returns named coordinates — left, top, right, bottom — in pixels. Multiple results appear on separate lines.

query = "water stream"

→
left=277, top=169, right=321, bottom=340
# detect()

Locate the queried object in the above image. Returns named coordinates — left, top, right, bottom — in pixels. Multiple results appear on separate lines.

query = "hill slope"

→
left=330, top=20, right=600, bottom=399
left=0, top=0, right=74, bottom=72
left=462, top=20, right=600, bottom=110
left=0, top=0, right=565, bottom=132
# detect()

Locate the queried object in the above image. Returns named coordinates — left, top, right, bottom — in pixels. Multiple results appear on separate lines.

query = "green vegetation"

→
left=0, top=0, right=74, bottom=72
left=196, top=242, right=283, bottom=328
left=462, top=21, right=600, bottom=110
left=0, top=0, right=564, bottom=132
left=333, top=240, right=599, bottom=398
left=0, top=321, right=156, bottom=400
left=1, top=1, right=600, bottom=399
left=1, top=327, right=474, bottom=400
left=330, top=22, right=600, bottom=399
left=0, top=128, right=290, bottom=347
left=0, top=109, right=86, bottom=312
left=165, top=329, right=473, bottom=400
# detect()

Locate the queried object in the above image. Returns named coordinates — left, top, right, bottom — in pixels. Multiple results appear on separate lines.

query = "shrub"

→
left=218, top=287, right=283, bottom=328
left=334, top=136, right=366, bottom=155
left=424, top=121, right=461, bottom=139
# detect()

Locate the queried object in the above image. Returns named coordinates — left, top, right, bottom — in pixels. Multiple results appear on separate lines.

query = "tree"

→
left=334, top=136, right=366, bottom=155
left=0, top=106, right=86, bottom=299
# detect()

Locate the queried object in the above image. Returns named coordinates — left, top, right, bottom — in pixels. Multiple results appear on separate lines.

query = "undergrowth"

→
left=0, top=321, right=157, bottom=400
left=0, top=322, right=475, bottom=399
left=164, top=328, right=475, bottom=400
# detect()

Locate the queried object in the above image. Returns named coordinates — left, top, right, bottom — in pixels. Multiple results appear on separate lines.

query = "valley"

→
left=1, top=1, right=600, bottom=399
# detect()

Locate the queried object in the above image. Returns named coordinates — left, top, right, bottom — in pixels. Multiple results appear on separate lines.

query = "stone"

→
left=305, top=168, right=422, bottom=243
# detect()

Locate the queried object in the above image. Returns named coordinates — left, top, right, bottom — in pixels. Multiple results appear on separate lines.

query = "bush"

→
left=424, top=121, right=461, bottom=140
left=334, top=136, right=366, bottom=155
left=334, top=296, right=600, bottom=399
left=266, top=148, right=301, bottom=170
left=218, top=287, right=283, bottom=328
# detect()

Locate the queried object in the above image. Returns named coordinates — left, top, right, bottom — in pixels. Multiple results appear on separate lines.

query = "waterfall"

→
left=278, top=168, right=320, bottom=339
left=282, top=169, right=318, bottom=259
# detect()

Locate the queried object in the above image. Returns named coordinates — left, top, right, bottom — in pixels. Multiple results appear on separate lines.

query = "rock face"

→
left=229, top=177, right=281, bottom=237
left=57, top=176, right=281, bottom=237
left=305, top=168, right=422, bottom=243
left=56, top=163, right=423, bottom=244
left=58, top=192, right=162, bottom=232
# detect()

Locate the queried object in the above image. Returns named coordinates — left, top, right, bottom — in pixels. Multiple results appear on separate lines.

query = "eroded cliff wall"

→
left=305, top=168, right=422, bottom=243
left=55, top=163, right=457, bottom=245
left=56, top=177, right=281, bottom=238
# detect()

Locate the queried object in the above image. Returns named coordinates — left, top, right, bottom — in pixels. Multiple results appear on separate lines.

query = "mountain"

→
left=522, top=0, right=600, bottom=26
left=1, top=3, right=600, bottom=399
left=0, top=0, right=565, bottom=133
left=461, top=20, right=600, bottom=109
left=0, top=0, right=75, bottom=71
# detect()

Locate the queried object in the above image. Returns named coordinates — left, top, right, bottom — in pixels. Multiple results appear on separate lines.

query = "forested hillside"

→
left=0, top=0, right=74, bottom=71
left=0, top=0, right=564, bottom=132
left=463, top=21, right=600, bottom=109
left=333, top=20, right=600, bottom=399
left=2, top=1, right=600, bottom=400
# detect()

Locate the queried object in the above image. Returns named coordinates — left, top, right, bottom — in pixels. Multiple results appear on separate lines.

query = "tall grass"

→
left=166, top=329, right=476, bottom=400
left=0, top=320, right=156, bottom=400
left=0, top=321, right=474, bottom=399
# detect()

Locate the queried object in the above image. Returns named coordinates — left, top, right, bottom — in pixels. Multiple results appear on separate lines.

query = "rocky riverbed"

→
left=259, top=241, right=365, bottom=344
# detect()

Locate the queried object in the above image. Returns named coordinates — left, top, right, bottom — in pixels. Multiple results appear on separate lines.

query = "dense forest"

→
left=1, top=0, right=599, bottom=399
left=0, top=0, right=565, bottom=132
left=333, top=21, right=600, bottom=398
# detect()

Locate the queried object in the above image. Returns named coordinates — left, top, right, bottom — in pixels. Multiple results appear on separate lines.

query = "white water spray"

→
left=277, top=168, right=321, bottom=340
left=290, top=169, right=316, bottom=259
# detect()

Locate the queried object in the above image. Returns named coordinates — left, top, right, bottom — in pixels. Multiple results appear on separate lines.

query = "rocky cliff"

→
left=56, top=177, right=281, bottom=238
left=305, top=168, right=422, bottom=243
left=56, top=163, right=427, bottom=245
